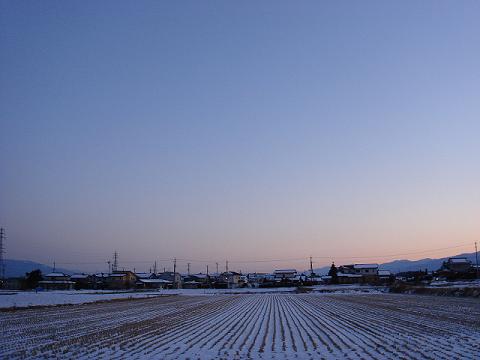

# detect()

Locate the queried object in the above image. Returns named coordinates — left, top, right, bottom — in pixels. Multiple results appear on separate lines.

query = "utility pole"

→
left=154, top=260, right=157, bottom=274
left=226, top=260, right=229, bottom=273
left=310, top=256, right=314, bottom=279
left=53, top=261, right=56, bottom=272
left=206, top=265, right=209, bottom=276
left=173, top=258, right=177, bottom=289
left=187, top=263, right=190, bottom=276
left=107, top=260, right=111, bottom=273
left=0, top=228, right=5, bottom=280
left=113, top=251, right=118, bottom=272
left=475, top=242, right=479, bottom=279
left=216, top=262, right=219, bottom=274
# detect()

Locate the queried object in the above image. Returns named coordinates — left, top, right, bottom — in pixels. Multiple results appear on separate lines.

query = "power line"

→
left=312, top=242, right=473, bottom=260
left=47, top=242, right=474, bottom=268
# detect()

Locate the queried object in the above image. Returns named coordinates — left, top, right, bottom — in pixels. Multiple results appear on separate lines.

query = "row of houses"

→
left=36, top=266, right=390, bottom=291
left=326, top=257, right=479, bottom=284
left=37, top=269, right=310, bottom=290
left=18, top=256, right=478, bottom=291
left=38, top=271, right=180, bottom=290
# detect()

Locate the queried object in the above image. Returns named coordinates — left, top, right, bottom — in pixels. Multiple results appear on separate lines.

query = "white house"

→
left=339, top=264, right=379, bottom=276
left=274, top=269, right=297, bottom=280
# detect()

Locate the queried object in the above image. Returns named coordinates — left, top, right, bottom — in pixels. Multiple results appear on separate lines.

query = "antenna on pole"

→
left=187, top=263, right=190, bottom=276
left=216, top=262, right=219, bottom=274
left=206, top=264, right=209, bottom=276
left=0, top=228, right=5, bottom=280
left=53, top=261, right=56, bottom=272
left=107, top=260, right=111, bottom=273
left=154, top=260, right=157, bottom=274
left=226, top=260, right=229, bottom=273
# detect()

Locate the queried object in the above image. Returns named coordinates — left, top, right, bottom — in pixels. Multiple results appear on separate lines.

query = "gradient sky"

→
left=1, top=1, right=480, bottom=273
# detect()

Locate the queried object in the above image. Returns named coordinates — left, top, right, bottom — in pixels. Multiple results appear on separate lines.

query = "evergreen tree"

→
left=23, top=269, right=43, bottom=289
left=328, top=262, right=339, bottom=284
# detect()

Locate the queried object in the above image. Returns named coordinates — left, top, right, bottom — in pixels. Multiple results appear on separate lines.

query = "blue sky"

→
left=1, top=1, right=479, bottom=273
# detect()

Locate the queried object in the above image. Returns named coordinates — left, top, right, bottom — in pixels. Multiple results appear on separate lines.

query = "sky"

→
left=1, top=1, right=480, bottom=274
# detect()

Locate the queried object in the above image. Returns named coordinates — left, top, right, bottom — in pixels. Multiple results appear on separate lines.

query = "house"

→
left=93, top=273, right=109, bottom=289
left=273, top=269, right=297, bottom=280
left=135, top=272, right=156, bottom=280
left=247, top=273, right=275, bottom=288
left=158, top=271, right=182, bottom=288
left=441, top=258, right=472, bottom=273
left=339, top=264, right=379, bottom=276
left=239, top=275, right=249, bottom=287
left=378, top=270, right=394, bottom=284
left=214, top=271, right=242, bottom=288
left=304, top=275, right=324, bottom=285
left=226, top=271, right=242, bottom=288
left=70, top=273, right=92, bottom=289
left=38, top=272, right=75, bottom=290
left=183, top=273, right=210, bottom=288
left=338, top=264, right=379, bottom=283
left=137, top=278, right=171, bottom=289
left=106, top=271, right=137, bottom=289
left=247, top=273, right=267, bottom=282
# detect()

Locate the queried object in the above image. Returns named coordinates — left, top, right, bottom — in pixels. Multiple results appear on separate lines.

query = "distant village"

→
left=2, top=255, right=478, bottom=291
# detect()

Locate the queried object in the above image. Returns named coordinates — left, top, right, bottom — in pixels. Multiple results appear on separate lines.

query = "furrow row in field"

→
left=1, top=296, right=217, bottom=358
left=1, top=293, right=479, bottom=359
left=330, top=294, right=480, bottom=356
left=70, top=296, right=236, bottom=358
left=304, top=295, right=478, bottom=359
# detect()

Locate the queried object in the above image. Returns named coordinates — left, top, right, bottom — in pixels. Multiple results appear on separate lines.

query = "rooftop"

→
left=274, top=269, right=297, bottom=274
left=70, top=274, right=90, bottom=279
left=353, top=264, right=379, bottom=269
left=138, top=279, right=170, bottom=284
left=45, top=273, right=68, bottom=277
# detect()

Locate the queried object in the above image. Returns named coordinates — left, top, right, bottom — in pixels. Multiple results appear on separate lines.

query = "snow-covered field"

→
left=0, top=290, right=164, bottom=309
left=0, top=285, right=383, bottom=309
left=428, top=279, right=480, bottom=288
left=1, top=293, right=479, bottom=359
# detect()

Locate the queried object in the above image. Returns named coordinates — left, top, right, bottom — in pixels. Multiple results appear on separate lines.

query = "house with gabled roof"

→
left=38, top=272, right=75, bottom=290
left=441, top=257, right=472, bottom=273
left=70, top=273, right=93, bottom=289
left=337, top=264, right=379, bottom=283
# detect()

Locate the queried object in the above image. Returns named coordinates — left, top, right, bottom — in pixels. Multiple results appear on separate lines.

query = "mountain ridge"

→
left=4, top=259, right=79, bottom=278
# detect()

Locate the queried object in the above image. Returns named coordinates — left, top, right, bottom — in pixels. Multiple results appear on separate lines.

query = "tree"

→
left=328, top=262, right=338, bottom=284
left=23, top=269, right=43, bottom=289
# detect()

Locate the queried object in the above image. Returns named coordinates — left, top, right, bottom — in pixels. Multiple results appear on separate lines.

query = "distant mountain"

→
left=313, top=252, right=478, bottom=275
left=377, top=252, right=478, bottom=274
left=4, top=259, right=78, bottom=278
